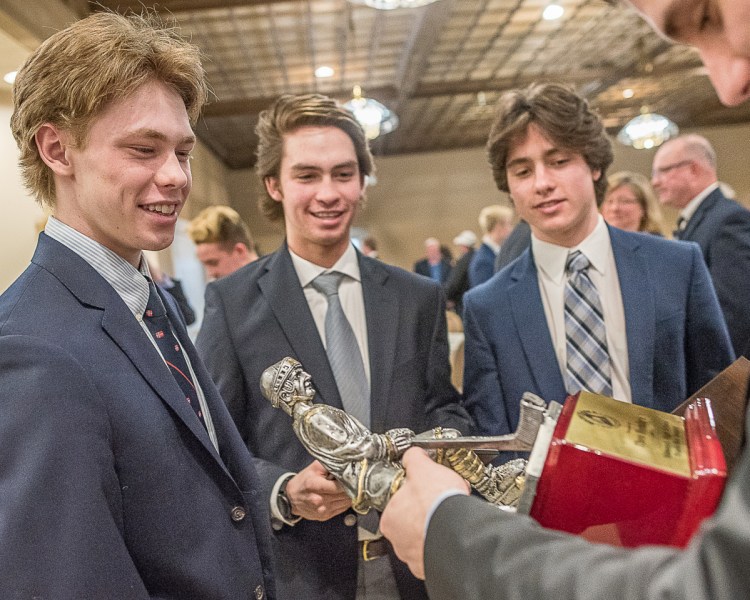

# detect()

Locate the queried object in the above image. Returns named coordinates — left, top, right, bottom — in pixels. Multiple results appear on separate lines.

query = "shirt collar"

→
left=531, top=215, right=611, bottom=284
left=482, top=235, right=501, bottom=255
left=45, top=215, right=151, bottom=316
left=288, top=242, right=362, bottom=288
left=681, top=182, right=719, bottom=223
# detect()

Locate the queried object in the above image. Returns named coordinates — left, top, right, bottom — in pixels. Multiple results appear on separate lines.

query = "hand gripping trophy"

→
left=260, top=357, right=532, bottom=513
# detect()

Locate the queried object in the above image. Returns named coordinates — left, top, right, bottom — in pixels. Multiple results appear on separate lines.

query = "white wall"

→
left=0, top=92, right=45, bottom=293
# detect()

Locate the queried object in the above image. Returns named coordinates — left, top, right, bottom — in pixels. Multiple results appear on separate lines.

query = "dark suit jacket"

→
left=414, top=257, right=452, bottom=284
left=197, top=244, right=470, bottom=600
left=463, top=227, right=734, bottom=440
left=0, top=234, right=275, bottom=599
left=677, top=187, right=750, bottom=355
left=444, top=248, right=474, bottom=315
left=468, top=242, right=497, bottom=288
left=494, top=220, right=532, bottom=273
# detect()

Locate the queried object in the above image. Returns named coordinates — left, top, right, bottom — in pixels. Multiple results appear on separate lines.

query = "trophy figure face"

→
left=260, top=357, right=316, bottom=416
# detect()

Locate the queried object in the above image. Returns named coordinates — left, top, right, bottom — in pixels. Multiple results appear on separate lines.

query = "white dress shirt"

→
left=531, top=216, right=632, bottom=403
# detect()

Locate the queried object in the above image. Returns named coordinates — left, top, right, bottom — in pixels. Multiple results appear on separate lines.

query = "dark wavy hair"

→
left=486, top=82, right=613, bottom=205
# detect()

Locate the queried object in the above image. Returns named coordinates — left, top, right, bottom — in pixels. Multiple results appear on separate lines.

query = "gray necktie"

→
left=311, top=272, right=370, bottom=428
left=564, top=251, right=613, bottom=397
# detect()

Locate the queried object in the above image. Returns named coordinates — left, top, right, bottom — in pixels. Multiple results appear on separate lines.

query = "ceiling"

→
left=7, top=0, right=750, bottom=170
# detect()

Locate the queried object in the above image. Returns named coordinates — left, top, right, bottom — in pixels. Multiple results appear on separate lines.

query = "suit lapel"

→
left=360, top=255, right=398, bottom=432
left=257, top=246, right=343, bottom=409
left=610, top=227, right=655, bottom=408
left=682, top=188, right=720, bottom=240
left=508, top=251, right=566, bottom=400
left=35, top=234, right=226, bottom=468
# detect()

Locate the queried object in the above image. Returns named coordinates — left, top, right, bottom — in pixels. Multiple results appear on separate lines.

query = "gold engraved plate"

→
left=565, top=392, right=690, bottom=477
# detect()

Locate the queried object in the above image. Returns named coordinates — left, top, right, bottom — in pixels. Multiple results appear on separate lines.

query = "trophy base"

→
left=520, top=392, right=726, bottom=548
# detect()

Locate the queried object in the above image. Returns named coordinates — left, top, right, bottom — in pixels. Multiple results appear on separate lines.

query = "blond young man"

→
left=188, top=205, right=259, bottom=279
left=0, top=12, right=274, bottom=598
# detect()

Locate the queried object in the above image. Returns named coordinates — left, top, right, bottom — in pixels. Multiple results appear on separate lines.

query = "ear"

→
left=35, top=124, right=74, bottom=176
left=592, top=168, right=602, bottom=182
left=233, top=242, right=249, bottom=258
left=264, top=176, right=283, bottom=202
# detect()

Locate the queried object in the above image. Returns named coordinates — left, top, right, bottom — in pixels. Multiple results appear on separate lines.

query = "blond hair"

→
left=478, top=205, right=514, bottom=234
left=605, top=171, right=666, bottom=235
left=188, top=205, right=255, bottom=251
left=255, top=93, right=374, bottom=222
left=11, top=11, right=207, bottom=207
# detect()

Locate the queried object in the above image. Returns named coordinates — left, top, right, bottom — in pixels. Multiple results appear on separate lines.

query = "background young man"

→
left=197, top=93, right=469, bottom=600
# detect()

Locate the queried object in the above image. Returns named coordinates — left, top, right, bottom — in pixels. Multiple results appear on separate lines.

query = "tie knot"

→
left=311, top=271, right=345, bottom=297
left=566, top=250, right=590, bottom=274
left=145, top=278, right=167, bottom=319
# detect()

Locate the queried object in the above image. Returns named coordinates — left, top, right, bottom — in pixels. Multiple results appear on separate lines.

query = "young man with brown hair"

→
left=197, top=93, right=469, bottom=600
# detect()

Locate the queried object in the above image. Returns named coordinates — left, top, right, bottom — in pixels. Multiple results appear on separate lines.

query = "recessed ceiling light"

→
left=542, top=4, right=564, bottom=20
left=623, top=88, right=635, bottom=99
left=315, top=66, right=334, bottom=78
left=3, top=71, right=17, bottom=85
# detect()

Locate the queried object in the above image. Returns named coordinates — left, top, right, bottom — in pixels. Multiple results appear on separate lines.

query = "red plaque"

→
left=527, top=392, right=726, bottom=548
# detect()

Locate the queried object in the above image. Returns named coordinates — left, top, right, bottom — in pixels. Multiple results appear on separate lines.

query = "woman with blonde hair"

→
left=602, top=171, right=667, bottom=236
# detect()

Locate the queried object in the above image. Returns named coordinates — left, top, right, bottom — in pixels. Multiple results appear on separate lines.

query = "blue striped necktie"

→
left=564, top=251, right=613, bottom=397
left=311, top=272, right=370, bottom=428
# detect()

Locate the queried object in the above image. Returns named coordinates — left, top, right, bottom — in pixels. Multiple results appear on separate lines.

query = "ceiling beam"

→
left=202, top=85, right=399, bottom=118
left=93, top=0, right=301, bottom=15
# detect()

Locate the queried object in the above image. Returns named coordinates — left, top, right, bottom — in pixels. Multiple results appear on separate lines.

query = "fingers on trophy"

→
left=260, top=357, right=536, bottom=512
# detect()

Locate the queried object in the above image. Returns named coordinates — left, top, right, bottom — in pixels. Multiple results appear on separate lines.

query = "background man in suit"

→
left=188, top=204, right=260, bottom=279
left=413, top=236, right=452, bottom=283
left=461, top=81, right=733, bottom=447
left=197, top=93, right=470, bottom=600
left=379, top=2, right=750, bottom=598
left=0, top=12, right=275, bottom=598
left=468, top=204, right=514, bottom=288
left=652, top=134, right=750, bottom=355
left=444, top=229, right=476, bottom=314
left=494, top=218, right=532, bottom=272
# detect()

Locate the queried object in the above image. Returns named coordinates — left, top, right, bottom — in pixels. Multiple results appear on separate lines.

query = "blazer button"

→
left=255, top=584, right=264, bottom=599
left=343, top=514, right=357, bottom=527
left=230, top=506, right=246, bottom=522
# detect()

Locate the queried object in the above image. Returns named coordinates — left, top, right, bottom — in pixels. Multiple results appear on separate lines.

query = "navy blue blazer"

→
left=468, top=242, right=497, bottom=288
left=677, top=187, right=750, bottom=356
left=197, top=243, right=469, bottom=600
left=0, top=234, right=275, bottom=599
left=463, top=227, right=734, bottom=439
left=414, top=257, right=453, bottom=284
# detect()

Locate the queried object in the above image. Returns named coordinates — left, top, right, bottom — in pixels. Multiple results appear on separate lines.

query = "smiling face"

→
left=601, top=184, right=645, bottom=232
left=506, top=123, right=601, bottom=248
left=265, top=125, right=364, bottom=267
left=50, top=79, right=195, bottom=267
left=627, top=0, right=750, bottom=106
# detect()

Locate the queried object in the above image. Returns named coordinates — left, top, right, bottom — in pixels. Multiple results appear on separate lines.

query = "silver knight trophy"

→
left=260, top=357, right=549, bottom=511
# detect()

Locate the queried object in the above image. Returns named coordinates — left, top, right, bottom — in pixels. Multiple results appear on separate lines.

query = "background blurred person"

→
left=469, top=204, right=514, bottom=288
left=601, top=171, right=666, bottom=236
left=188, top=205, right=259, bottom=280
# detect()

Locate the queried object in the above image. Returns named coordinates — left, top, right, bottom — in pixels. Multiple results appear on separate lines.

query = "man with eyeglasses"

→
left=652, top=134, right=750, bottom=356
